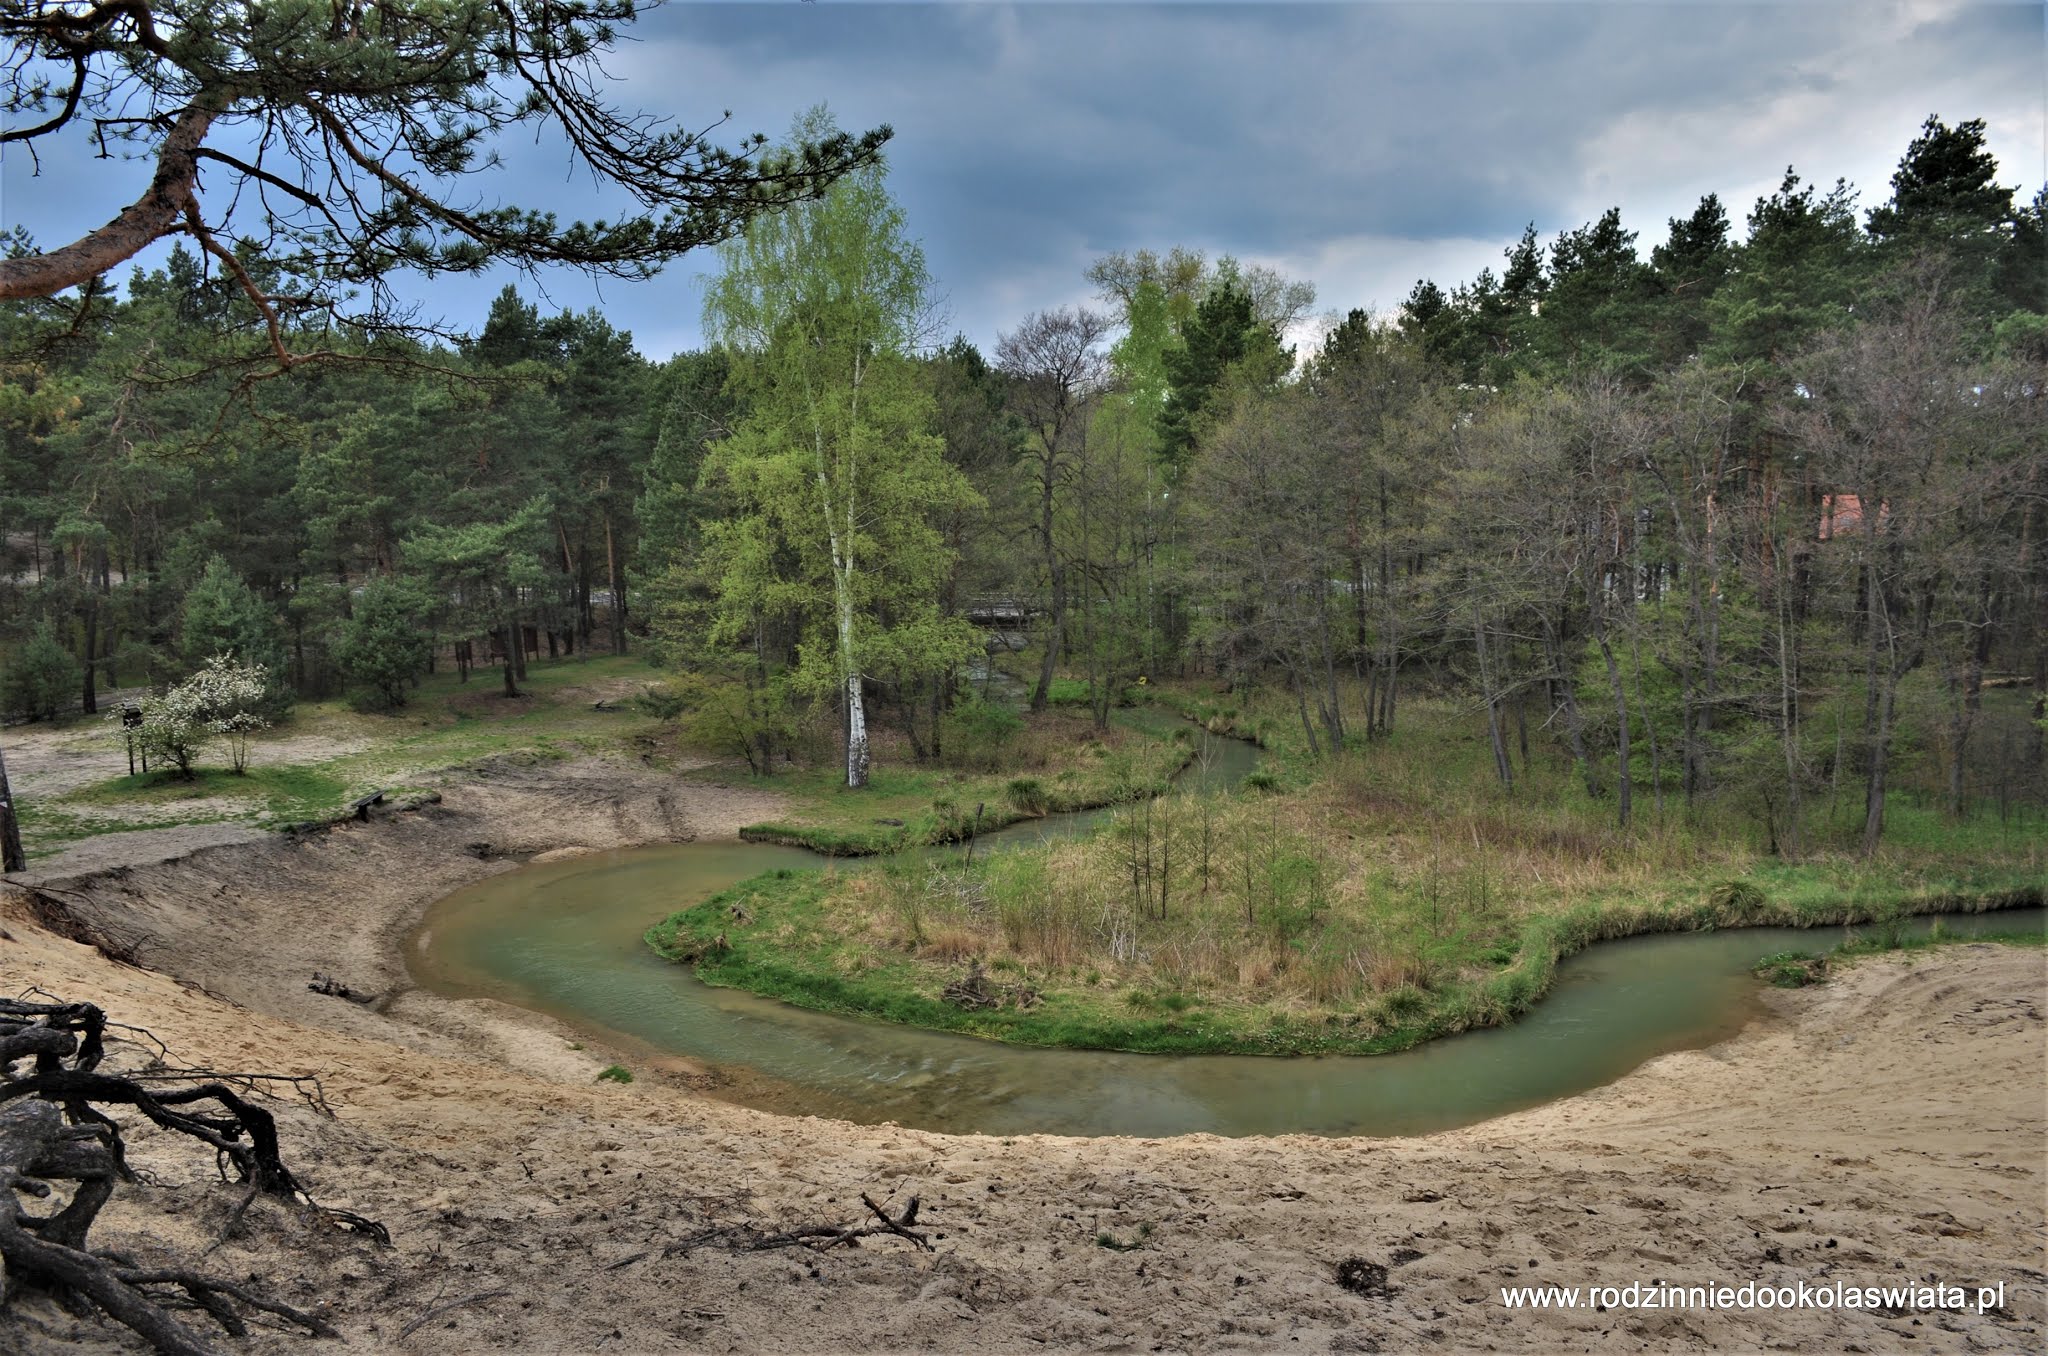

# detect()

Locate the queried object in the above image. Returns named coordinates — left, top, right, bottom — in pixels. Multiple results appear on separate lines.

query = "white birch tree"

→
left=701, top=110, right=979, bottom=789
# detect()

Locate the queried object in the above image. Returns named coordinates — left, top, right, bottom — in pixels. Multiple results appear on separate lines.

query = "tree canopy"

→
left=0, top=105, right=2038, bottom=871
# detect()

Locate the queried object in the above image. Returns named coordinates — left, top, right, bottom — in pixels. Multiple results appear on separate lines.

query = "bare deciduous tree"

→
left=997, top=308, right=1112, bottom=711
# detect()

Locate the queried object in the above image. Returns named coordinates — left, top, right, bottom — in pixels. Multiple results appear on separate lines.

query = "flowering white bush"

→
left=187, top=655, right=271, bottom=774
left=117, top=655, right=272, bottom=778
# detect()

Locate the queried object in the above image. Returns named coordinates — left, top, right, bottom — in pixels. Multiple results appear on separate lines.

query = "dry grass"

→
left=918, top=926, right=984, bottom=963
left=825, top=687, right=1776, bottom=1017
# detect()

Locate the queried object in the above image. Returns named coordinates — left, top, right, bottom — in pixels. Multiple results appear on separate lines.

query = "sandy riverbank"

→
left=2, top=757, right=2043, bottom=1353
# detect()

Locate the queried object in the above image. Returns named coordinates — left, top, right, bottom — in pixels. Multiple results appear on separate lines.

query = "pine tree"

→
left=177, top=556, right=292, bottom=718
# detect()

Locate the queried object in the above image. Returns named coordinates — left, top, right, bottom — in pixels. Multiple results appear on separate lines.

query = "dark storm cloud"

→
left=5, top=2, right=2040, bottom=356
left=613, top=0, right=2043, bottom=346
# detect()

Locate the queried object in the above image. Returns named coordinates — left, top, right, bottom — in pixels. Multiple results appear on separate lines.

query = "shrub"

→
left=335, top=577, right=434, bottom=711
left=1378, top=984, right=1429, bottom=1020
left=1, top=622, right=81, bottom=721
left=129, top=681, right=208, bottom=779
left=125, top=655, right=272, bottom=777
left=943, top=697, right=1024, bottom=771
left=631, top=683, right=688, bottom=720
left=186, top=656, right=272, bottom=774
left=670, top=672, right=801, bottom=775
left=1710, top=878, right=1767, bottom=919
left=596, top=1065, right=634, bottom=1083
left=1005, top=776, right=1048, bottom=813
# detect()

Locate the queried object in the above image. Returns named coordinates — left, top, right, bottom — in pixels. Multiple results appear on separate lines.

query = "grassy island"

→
left=647, top=686, right=2044, bottom=1056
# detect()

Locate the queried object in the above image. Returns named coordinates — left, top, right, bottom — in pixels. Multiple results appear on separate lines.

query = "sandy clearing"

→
left=5, top=715, right=377, bottom=803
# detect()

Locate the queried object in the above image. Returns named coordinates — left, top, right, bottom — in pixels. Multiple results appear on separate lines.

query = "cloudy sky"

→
left=7, top=0, right=2043, bottom=359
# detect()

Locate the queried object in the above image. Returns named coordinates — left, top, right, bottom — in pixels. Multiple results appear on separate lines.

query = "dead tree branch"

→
left=0, top=992, right=383, bottom=1354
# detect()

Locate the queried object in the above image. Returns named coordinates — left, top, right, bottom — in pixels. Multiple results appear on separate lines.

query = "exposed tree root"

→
left=1, top=992, right=384, bottom=1354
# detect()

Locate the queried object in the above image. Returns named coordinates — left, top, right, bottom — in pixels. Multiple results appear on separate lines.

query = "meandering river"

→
left=407, top=732, right=2042, bottom=1137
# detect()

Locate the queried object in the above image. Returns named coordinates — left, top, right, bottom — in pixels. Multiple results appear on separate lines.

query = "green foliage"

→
left=1, top=622, right=81, bottom=721
left=629, top=684, right=690, bottom=721
left=670, top=672, right=803, bottom=776
left=730, top=708, right=1194, bottom=855
left=1104, top=279, right=1174, bottom=453
left=634, top=348, right=738, bottom=588
left=1706, top=169, right=1868, bottom=365
left=645, top=682, right=2040, bottom=1056
left=1992, top=309, right=2048, bottom=362
left=595, top=1065, right=634, bottom=1084
left=404, top=498, right=554, bottom=695
left=1997, top=186, right=2048, bottom=314
left=1644, top=194, right=1734, bottom=365
left=1866, top=115, right=2015, bottom=268
left=699, top=110, right=983, bottom=786
left=1535, top=206, right=1654, bottom=371
left=178, top=556, right=293, bottom=719
left=2, top=2, right=886, bottom=322
left=1753, top=950, right=1828, bottom=988
left=1045, top=677, right=1119, bottom=708
left=335, top=577, right=434, bottom=711
left=941, top=698, right=1024, bottom=771
left=1159, top=269, right=1289, bottom=473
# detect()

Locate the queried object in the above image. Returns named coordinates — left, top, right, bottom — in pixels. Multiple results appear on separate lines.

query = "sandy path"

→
left=1, top=761, right=2041, bottom=1355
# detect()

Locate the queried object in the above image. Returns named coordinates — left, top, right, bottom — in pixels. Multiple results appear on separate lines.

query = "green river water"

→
left=407, top=732, right=2043, bottom=1138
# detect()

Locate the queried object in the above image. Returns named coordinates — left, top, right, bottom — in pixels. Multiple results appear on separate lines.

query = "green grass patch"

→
left=647, top=854, right=2039, bottom=1056
left=1834, top=923, right=2048, bottom=959
left=1043, top=676, right=1147, bottom=708
left=16, top=653, right=679, bottom=858
left=61, top=764, right=351, bottom=818
left=1755, top=922, right=2045, bottom=990
left=1753, top=950, right=1829, bottom=988
left=729, top=707, right=1194, bottom=856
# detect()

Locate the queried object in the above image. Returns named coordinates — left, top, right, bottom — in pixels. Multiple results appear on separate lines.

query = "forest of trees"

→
left=3, top=113, right=2043, bottom=858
